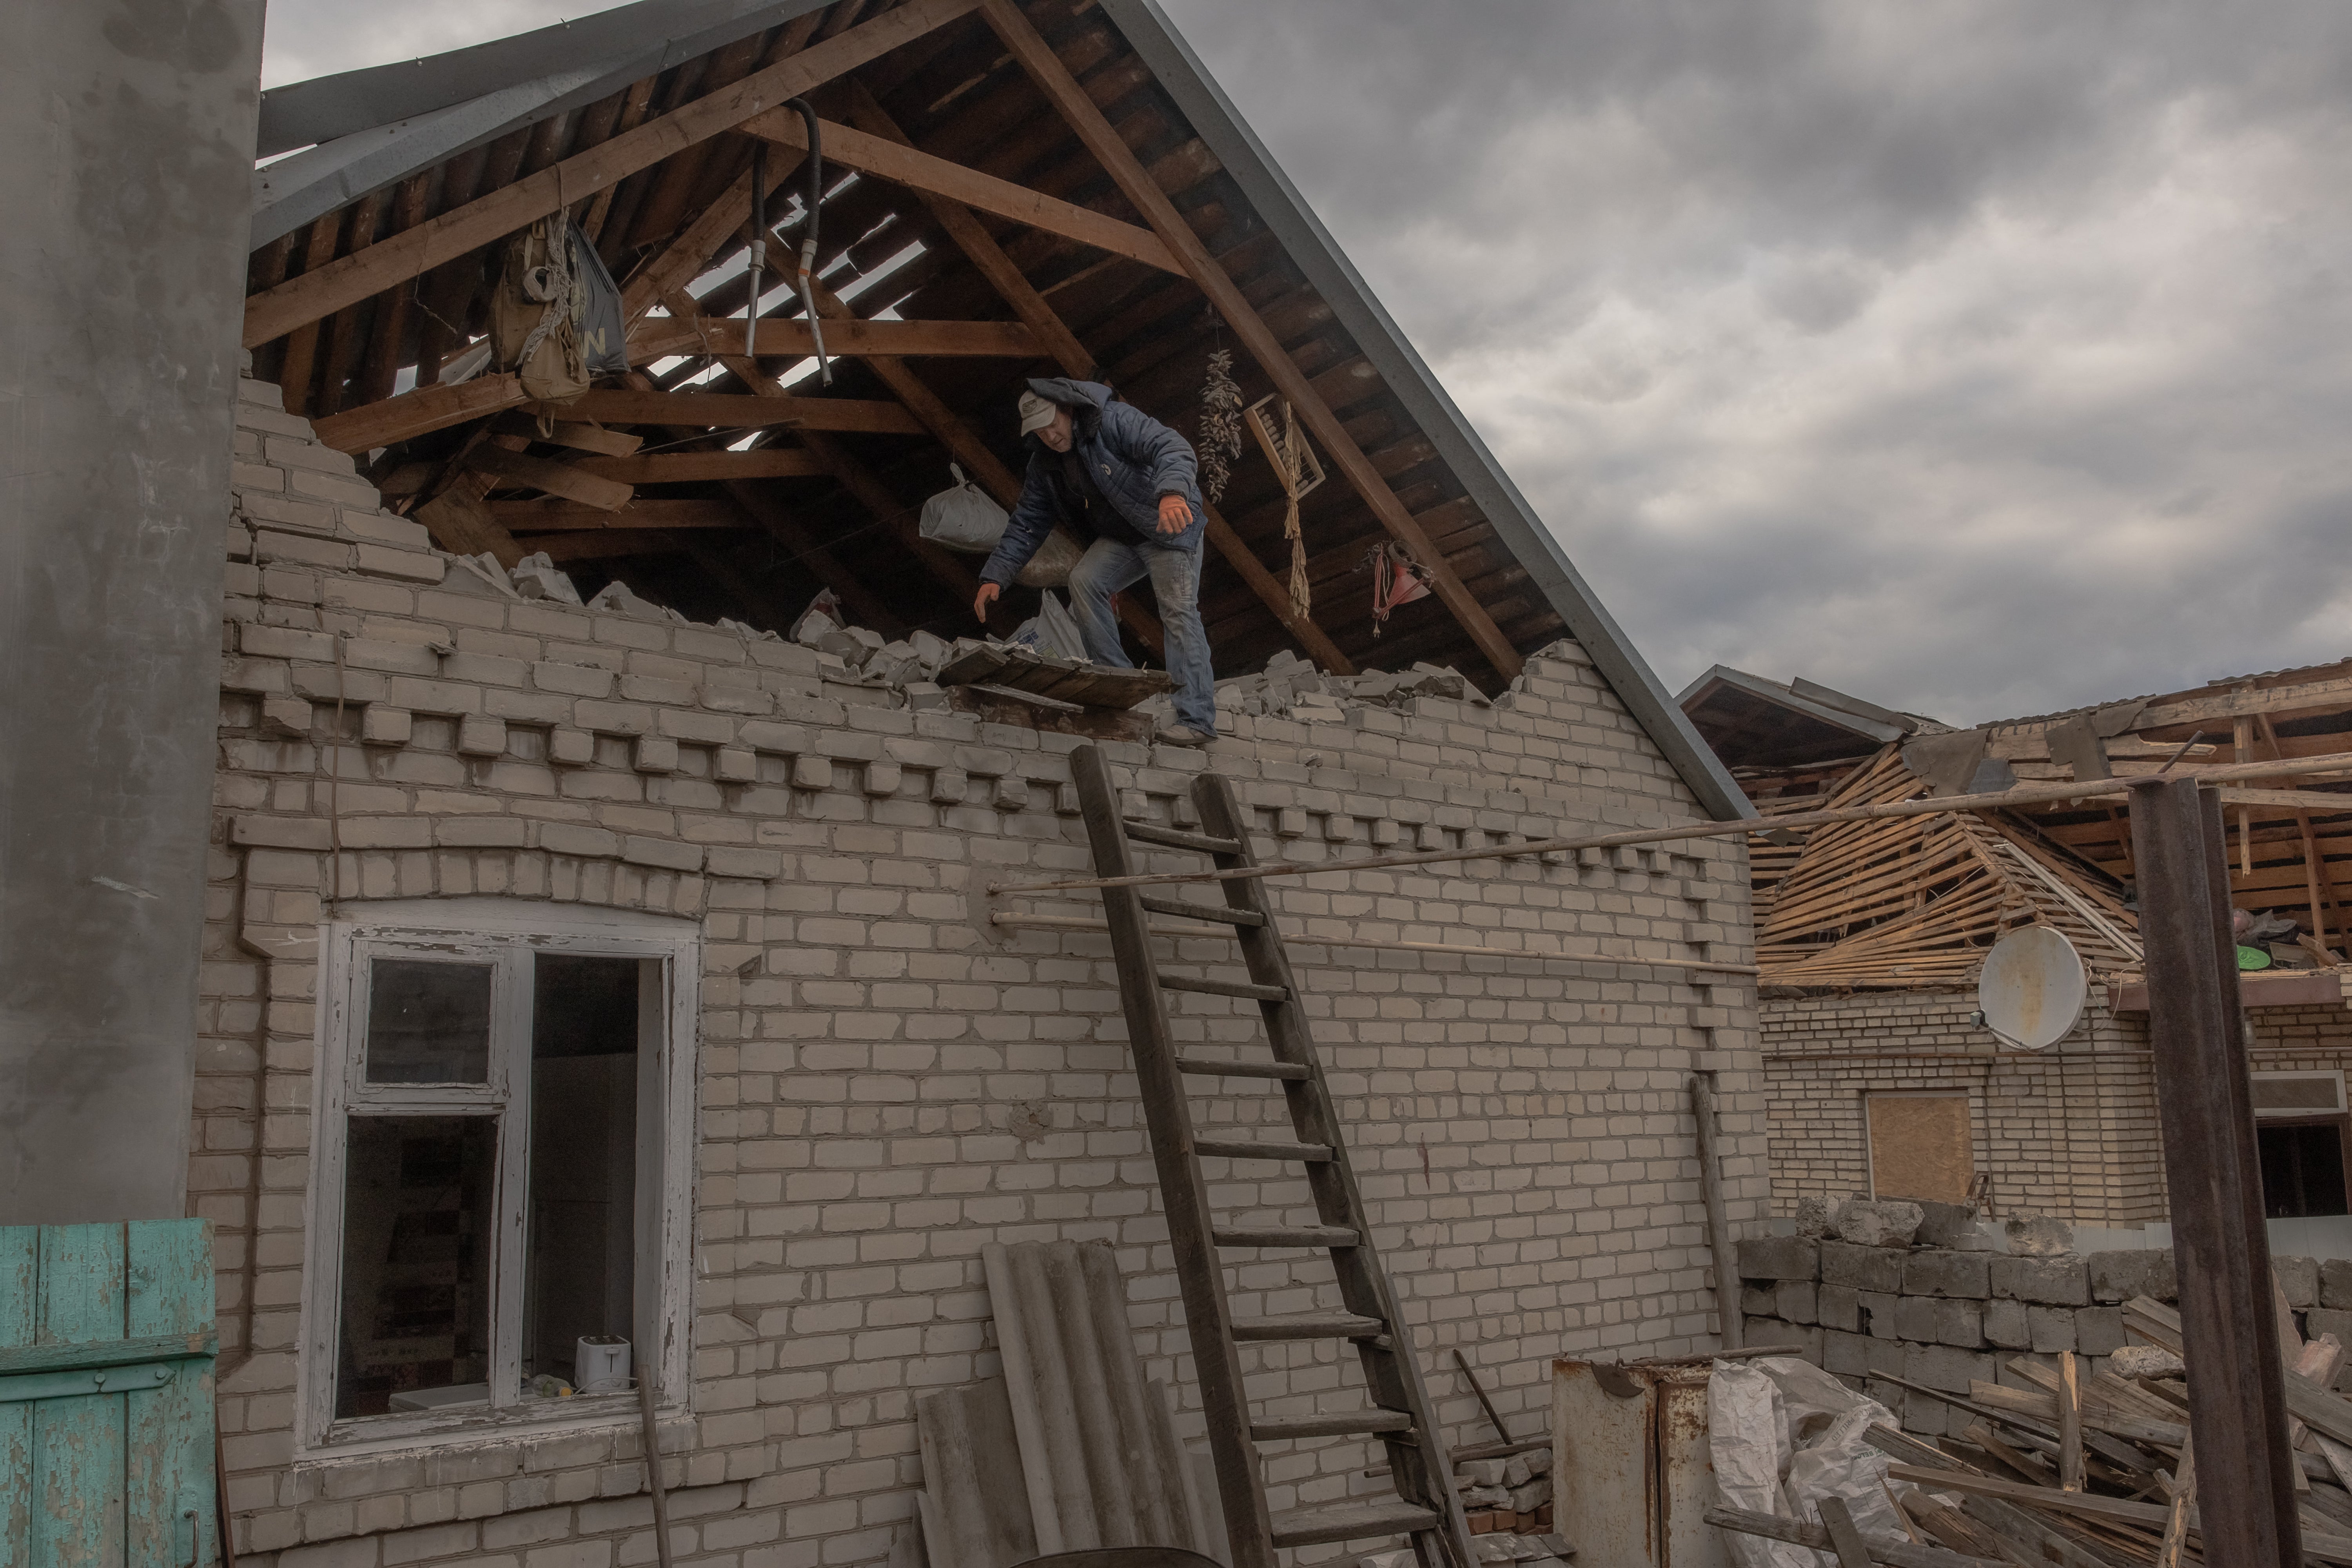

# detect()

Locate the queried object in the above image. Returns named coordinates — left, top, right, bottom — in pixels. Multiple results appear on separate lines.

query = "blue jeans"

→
left=1067, top=536, right=1216, bottom=735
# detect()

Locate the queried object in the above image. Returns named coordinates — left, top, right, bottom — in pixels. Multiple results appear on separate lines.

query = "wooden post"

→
left=2126, top=775, right=2299, bottom=1565
left=2056, top=1350, right=2082, bottom=1492
left=1690, top=1073, right=1743, bottom=1352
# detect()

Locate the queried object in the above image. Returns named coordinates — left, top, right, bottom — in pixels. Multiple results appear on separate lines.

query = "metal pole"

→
left=1691, top=1074, right=1743, bottom=1351
left=2127, top=776, right=2298, bottom=1565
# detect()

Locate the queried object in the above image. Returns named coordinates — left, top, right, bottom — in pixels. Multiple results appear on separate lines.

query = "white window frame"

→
left=297, top=898, right=698, bottom=1457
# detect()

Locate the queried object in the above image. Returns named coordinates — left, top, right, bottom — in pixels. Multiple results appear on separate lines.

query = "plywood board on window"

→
left=1869, top=1094, right=1974, bottom=1204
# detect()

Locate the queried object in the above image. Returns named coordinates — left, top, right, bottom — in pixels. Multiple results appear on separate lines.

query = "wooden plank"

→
left=627, top=314, right=1047, bottom=362
left=843, top=82, right=1354, bottom=675
left=125, top=1221, right=216, bottom=1568
left=466, top=443, right=637, bottom=510
left=977, top=0, right=1524, bottom=681
left=243, top=0, right=984, bottom=348
left=2056, top=1351, right=2083, bottom=1492
left=0, top=1230, right=31, bottom=1564
left=1816, top=1497, right=1877, bottom=1568
left=528, top=421, right=644, bottom=457
left=534, top=389, right=926, bottom=433
left=2127, top=777, right=2303, bottom=1564
left=1691, top=1075, right=1742, bottom=1350
left=34, top=1226, right=127, bottom=1565
left=493, top=497, right=748, bottom=531
left=310, top=373, right=528, bottom=454
left=743, top=110, right=1182, bottom=274
left=571, top=449, right=828, bottom=483
left=2134, top=675, right=2352, bottom=733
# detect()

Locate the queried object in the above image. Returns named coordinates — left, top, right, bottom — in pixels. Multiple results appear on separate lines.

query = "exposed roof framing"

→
left=245, top=0, right=1749, bottom=819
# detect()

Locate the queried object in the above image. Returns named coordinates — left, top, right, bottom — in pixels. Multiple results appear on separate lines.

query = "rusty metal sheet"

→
left=1553, top=1358, right=1662, bottom=1568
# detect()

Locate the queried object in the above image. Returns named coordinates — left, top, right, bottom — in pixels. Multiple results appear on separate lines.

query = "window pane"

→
left=524, top=955, right=642, bottom=1394
left=366, top=960, right=493, bottom=1084
left=336, top=1116, right=496, bottom=1419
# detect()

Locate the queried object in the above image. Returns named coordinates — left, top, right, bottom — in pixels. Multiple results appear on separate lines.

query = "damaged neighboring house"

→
left=1681, top=660, right=2352, bottom=1233
left=200, top=3, right=1769, bottom=1564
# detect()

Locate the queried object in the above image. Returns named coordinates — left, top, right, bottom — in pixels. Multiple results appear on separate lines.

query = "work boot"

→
left=1158, top=725, right=1214, bottom=748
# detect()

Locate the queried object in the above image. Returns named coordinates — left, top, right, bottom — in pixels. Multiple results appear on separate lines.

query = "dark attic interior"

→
left=243, top=0, right=1584, bottom=697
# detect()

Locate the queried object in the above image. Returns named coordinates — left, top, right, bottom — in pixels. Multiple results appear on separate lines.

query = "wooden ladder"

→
left=1069, top=745, right=1476, bottom=1568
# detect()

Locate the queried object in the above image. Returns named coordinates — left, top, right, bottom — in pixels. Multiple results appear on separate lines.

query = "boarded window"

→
left=1868, top=1094, right=1974, bottom=1204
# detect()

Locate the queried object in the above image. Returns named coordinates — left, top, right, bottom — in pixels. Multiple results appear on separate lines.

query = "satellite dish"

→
left=1978, top=927, right=2087, bottom=1052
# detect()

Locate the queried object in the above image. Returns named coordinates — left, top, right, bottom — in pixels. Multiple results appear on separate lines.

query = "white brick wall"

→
left=200, top=377, right=1768, bottom=1566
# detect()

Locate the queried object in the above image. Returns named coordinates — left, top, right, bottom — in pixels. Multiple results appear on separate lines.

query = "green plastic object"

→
left=2238, top=944, right=2274, bottom=971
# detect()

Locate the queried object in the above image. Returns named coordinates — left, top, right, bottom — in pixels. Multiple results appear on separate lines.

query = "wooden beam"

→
left=572, top=449, right=828, bottom=484
left=276, top=216, right=343, bottom=414
left=655, top=288, right=984, bottom=613
left=519, top=420, right=644, bottom=457
left=310, top=373, right=528, bottom=453
left=534, top=388, right=926, bottom=433
left=619, top=154, right=802, bottom=323
left=627, top=314, right=1047, bottom=362
left=467, top=443, right=636, bottom=510
left=416, top=482, right=526, bottom=568
left=842, top=85, right=1351, bottom=672
left=743, top=109, right=1181, bottom=275
left=241, top=0, right=982, bottom=348
left=977, top=0, right=1525, bottom=681
left=844, top=80, right=1097, bottom=376
left=494, top=497, right=750, bottom=530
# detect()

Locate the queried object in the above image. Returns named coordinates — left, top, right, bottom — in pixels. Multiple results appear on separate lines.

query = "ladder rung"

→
left=1252, top=1409, right=1414, bottom=1441
left=1270, top=1501, right=1442, bottom=1548
left=1139, top=894, right=1265, bottom=927
left=1229, top=1312, right=1388, bottom=1342
left=1123, top=819, right=1242, bottom=855
left=1212, top=1225, right=1359, bottom=1249
left=1174, top=1056, right=1310, bottom=1081
left=1195, top=1137, right=1332, bottom=1163
left=1160, top=973, right=1289, bottom=1002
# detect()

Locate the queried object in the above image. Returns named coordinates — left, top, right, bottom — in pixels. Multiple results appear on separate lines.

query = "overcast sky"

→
left=260, top=1, right=2352, bottom=723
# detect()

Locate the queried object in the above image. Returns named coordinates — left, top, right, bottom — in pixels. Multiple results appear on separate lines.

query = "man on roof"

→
left=971, top=377, right=1216, bottom=748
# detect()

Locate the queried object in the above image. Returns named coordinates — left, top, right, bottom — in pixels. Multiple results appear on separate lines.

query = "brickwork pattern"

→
left=201, top=378, right=1768, bottom=1567
left=1765, top=989, right=2352, bottom=1227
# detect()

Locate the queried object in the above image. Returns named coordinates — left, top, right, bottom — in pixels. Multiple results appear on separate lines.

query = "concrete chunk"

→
left=2324, top=1258, right=2352, bottom=1310
left=1774, top=1280, right=1818, bottom=1326
left=1794, top=1196, right=1835, bottom=1238
left=1895, top=1295, right=1984, bottom=1350
left=2003, top=1214, right=2074, bottom=1257
left=1834, top=1200, right=1923, bottom=1249
left=1915, top=1200, right=1980, bottom=1250
left=1816, top=1284, right=1860, bottom=1334
left=2278, top=1255, right=2319, bottom=1308
left=1736, top=1236, right=1819, bottom=1283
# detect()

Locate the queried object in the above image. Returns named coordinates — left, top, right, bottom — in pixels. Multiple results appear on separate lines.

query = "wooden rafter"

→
left=846, top=80, right=1354, bottom=675
left=628, top=315, right=1046, bottom=361
left=976, top=0, right=1525, bottom=680
left=742, top=110, right=1181, bottom=275
left=528, top=389, right=925, bottom=433
left=570, top=450, right=827, bottom=484
left=241, top=0, right=982, bottom=348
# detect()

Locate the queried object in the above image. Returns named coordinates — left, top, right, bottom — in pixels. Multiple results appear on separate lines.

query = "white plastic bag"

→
left=1008, top=590, right=1089, bottom=662
left=918, top=463, right=1009, bottom=553
left=1707, top=1361, right=1814, bottom=1568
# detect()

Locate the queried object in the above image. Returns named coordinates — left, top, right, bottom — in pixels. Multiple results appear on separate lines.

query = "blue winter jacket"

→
left=977, top=378, right=1205, bottom=588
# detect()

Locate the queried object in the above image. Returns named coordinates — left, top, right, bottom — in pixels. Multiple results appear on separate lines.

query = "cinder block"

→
left=1896, top=1295, right=1984, bottom=1349
left=1857, top=1292, right=1900, bottom=1341
left=2279, top=1256, right=2320, bottom=1308
left=1904, top=1251, right=1991, bottom=1301
left=2027, top=1305, right=2076, bottom=1354
left=1742, top=1319, right=1822, bottom=1363
left=1816, top=1284, right=1860, bottom=1334
left=2307, top=1307, right=2352, bottom=1345
left=1984, top=1299, right=2031, bottom=1350
left=1741, top=1285, right=1776, bottom=1317
left=2076, top=1306, right=2127, bottom=1357
left=2087, top=1250, right=2175, bottom=1303
left=1820, top=1241, right=1906, bottom=1294
left=2323, top=1259, right=2352, bottom=1310
left=1774, top=1280, right=1817, bottom=1327
left=1737, top=1236, right=1818, bottom=1283
left=1823, top=1328, right=1874, bottom=1377
left=1902, top=1342, right=1995, bottom=1395
left=1992, top=1256, right=2089, bottom=1307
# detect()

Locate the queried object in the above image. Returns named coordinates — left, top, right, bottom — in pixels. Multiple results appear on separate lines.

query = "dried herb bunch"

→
left=1197, top=348, right=1244, bottom=504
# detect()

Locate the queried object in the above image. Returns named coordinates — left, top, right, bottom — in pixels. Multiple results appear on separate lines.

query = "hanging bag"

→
left=918, top=464, right=1009, bottom=553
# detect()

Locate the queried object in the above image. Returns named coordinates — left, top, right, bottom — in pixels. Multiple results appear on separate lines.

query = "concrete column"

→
left=0, top=1, right=265, bottom=1221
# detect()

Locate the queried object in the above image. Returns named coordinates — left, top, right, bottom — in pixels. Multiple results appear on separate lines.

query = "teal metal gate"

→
left=0, top=1220, right=220, bottom=1566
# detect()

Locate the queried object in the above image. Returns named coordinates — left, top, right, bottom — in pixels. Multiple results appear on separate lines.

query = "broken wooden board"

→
left=935, top=643, right=1172, bottom=710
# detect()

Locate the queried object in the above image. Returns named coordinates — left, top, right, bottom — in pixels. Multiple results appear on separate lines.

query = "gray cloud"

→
left=264, top=0, right=2352, bottom=721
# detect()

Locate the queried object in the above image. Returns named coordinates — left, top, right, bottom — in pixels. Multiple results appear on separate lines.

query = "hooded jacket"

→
left=977, top=377, right=1205, bottom=587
